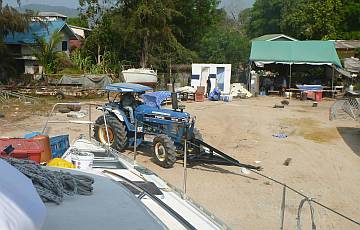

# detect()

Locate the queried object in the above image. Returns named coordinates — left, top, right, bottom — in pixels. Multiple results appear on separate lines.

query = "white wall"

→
left=24, top=60, right=38, bottom=74
left=191, top=63, right=232, bottom=94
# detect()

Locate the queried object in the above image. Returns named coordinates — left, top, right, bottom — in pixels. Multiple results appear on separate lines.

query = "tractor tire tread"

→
left=93, top=115, right=127, bottom=151
left=153, top=134, right=177, bottom=168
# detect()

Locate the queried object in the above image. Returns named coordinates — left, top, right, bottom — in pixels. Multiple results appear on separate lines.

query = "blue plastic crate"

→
left=50, top=135, right=70, bottom=158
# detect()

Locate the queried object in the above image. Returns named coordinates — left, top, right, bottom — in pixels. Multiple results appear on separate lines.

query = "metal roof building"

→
left=4, top=21, right=77, bottom=44
left=252, top=34, right=298, bottom=42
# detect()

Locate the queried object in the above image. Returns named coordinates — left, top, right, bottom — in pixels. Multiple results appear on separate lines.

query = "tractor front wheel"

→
left=94, top=115, right=128, bottom=151
left=153, top=134, right=177, bottom=168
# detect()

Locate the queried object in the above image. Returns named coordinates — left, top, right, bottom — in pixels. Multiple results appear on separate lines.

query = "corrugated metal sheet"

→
left=4, top=21, right=77, bottom=44
left=335, top=40, right=360, bottom=49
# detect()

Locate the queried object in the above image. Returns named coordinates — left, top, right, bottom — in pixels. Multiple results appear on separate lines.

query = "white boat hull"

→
left=122, top=68, right=157, bottom=86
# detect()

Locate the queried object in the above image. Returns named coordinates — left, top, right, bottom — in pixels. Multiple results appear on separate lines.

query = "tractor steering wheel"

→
left=108, top=92, right=121, bottom=103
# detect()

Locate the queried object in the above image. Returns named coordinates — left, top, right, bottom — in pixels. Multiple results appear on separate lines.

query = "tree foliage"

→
left=31, top=31, right=64, bottom=75
left=199, top=18, right=250, bottom=66
left=241, top=0, right=360, bottom=40
left=66, top=16, right=89, bottom=28
left=79, top=0, right=223, bottom=71
left=281, top=0, right=343, bottom=40
left=0, top=1, right=31, bottom=76
left=246, top=0, right=282, bottom=38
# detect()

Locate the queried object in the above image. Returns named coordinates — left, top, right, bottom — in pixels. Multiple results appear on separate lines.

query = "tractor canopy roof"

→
left=141, top=91, right=171, bottom=109
left=105, top=83, right=152, bottom=93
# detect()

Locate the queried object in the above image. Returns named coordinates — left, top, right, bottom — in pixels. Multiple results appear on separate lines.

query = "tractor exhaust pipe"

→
left=171, top=92, right=178, bottom=110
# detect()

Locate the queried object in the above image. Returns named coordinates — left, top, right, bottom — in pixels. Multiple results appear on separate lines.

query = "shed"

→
left=191, top=64, right=232, bottom=95
left=249, top=41, right=342, bottom=93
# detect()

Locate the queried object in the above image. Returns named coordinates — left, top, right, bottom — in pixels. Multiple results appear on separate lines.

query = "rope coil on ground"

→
left=2, top=157, right=94, bottom=204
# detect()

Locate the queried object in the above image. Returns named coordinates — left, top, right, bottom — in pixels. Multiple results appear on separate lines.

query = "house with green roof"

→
left=252, top=34, right=298, bottom=42
left=3, top=20, right=77, bottom=75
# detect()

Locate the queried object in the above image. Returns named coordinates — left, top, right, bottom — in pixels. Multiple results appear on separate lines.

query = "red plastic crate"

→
left=0, top=138, right=43, bottom=163
left=195, top=93, right=205, bottom=102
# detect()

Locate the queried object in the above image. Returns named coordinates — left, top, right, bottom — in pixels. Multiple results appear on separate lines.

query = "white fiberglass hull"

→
left=122, top=68, right=157, bottom=86
left=62, top=139, right=228, bottom=230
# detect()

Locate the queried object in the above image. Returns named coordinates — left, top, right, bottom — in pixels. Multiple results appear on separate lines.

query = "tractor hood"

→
left=135, top=105, right=191, bottom=122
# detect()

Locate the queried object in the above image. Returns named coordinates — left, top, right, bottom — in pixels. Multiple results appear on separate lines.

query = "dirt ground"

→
left=1, top=96, right=360, bottom=229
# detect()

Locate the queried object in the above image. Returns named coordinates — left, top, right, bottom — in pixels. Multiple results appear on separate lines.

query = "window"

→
left=62, top=41, right=68, bottom=51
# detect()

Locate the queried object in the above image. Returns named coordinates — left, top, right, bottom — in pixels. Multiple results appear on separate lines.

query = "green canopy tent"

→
left=249, top=41, right=342, bottom=93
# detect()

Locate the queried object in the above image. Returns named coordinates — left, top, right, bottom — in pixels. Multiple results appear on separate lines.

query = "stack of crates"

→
left=50, top=135, right=70, bottom=158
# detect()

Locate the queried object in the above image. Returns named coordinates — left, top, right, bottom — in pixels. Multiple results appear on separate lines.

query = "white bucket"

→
left=223, top=95, right=233, bottom=102
left=71, top=152, right=94, bottom=170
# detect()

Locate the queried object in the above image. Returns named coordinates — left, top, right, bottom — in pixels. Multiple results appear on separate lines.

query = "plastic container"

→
left=23, top=132, right=41, bottom=139
left=71, top=152, right=94, bottom=170
left=349, top=85, right=354, bottom=92
left=223, top=95, right=233, bottom=102
left=32, top=135, right=52, bottom=163
left=0, top=138, right=43, bottom=163
left=195, top=93, right=205, bottom=102
left=314, top=91, right=323, bottom=102
left=50, top=135, right=70, bottom=158
left=285, top=92, right=292, bottom=99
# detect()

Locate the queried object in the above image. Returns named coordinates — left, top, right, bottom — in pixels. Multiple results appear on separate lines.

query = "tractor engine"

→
left=135, top=104, right=194, bottom=144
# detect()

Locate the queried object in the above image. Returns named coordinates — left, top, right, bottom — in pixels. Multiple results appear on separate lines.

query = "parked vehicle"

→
left=94, top=83, right=262, bottom=170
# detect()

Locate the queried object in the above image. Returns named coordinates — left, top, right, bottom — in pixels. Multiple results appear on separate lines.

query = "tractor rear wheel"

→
left=153, top=134, right=177, bottom=168
left=94, top=115, right=128, bottom=151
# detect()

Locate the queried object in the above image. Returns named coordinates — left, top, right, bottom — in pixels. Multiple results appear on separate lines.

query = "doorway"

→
left=216, top=67, right=225, bottom=91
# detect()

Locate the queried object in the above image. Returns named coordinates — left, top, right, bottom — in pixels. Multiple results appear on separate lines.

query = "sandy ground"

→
left=1, top=96, right=360, bottom=229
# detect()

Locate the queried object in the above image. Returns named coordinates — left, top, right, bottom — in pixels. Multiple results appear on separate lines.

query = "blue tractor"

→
left=94, top=83, right=261, bottom=170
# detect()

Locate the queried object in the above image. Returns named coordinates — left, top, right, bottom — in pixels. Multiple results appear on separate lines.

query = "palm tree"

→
left=31, top=31, right=64, bottom=76
left=0, top=2, right=30, bottom=77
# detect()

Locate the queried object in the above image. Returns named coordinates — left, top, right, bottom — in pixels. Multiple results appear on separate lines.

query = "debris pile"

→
left=176, top=86, right=196, bottom=94
left=230, top=83, right=252, bottom=98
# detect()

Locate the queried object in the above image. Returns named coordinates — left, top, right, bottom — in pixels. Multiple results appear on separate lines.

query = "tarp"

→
left=57, top=75, right=112, bottom=89
left=296, top=85, right=324, bottom=92
left=105, top=83, right=152, bottom=93
left=250, top=41, right=342, bottom=68
left=141, top=91, right=171, bottom=108
left=208, top=87, right=221, bottom=101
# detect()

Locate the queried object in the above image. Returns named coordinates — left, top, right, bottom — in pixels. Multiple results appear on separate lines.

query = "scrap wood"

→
left=0, top=90, right=40, bottom=103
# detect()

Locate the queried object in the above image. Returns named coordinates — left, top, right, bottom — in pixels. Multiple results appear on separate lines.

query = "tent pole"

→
left=332, top=65, right=335, bottom=98
left=289, top=64, right=292, bottom=89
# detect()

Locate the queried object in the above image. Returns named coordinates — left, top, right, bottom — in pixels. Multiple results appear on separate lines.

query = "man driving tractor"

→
left=121, top=92, right=136, bottom=123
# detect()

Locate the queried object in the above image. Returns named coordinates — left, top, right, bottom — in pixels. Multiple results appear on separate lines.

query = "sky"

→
left=4, top=0, right=79, bottom=8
